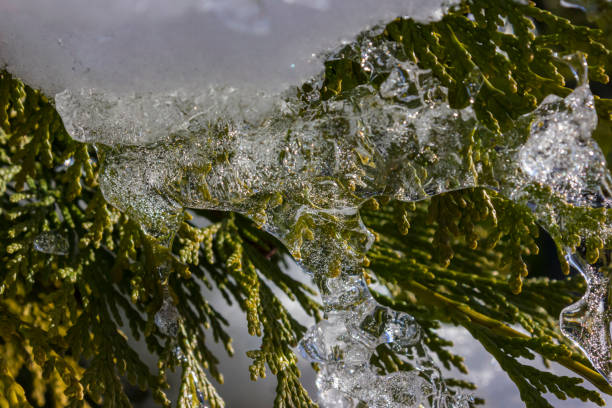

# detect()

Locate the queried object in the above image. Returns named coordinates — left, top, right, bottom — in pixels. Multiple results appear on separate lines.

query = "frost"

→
left=49, top=17, right=611, bottom=408
left=33, top=231, right=70, bottom=256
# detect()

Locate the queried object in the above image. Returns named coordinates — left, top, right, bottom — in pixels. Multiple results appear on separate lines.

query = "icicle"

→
left=54, top=25, right=611, bottom=407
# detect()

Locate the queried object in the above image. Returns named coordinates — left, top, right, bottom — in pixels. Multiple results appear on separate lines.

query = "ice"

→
left=517, top=60, right=606, bottom=207
left=561, top=254, right=612, bottom=383
left=55, top=87, right=280, bottom=145
left=299, top=300, right=456, bottom=407
left=32, top=231, right=70, bottom=256
left=154, top=297, right=181, bottom=337
left=46, top=14, right=612, bottom=408
left=52, top=31, right=481, bottom=406
left=97, top=144, right=184, bottom=244
left=315, top=364, right=433, bottom=408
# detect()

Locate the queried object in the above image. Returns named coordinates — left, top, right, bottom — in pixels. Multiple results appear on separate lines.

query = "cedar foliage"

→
left=1, top=1, right=612, bottom=407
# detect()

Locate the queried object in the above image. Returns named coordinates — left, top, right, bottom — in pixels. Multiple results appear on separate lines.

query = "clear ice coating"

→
left=561, top=253, right=612, bottom=383
left=33, top=231, right=70, bottom=256
left=52, top=24, right=612, bottom=408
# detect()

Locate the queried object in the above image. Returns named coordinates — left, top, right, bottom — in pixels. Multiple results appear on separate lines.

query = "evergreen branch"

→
left=1, top=1, right=612, bottom=407
left=401, top=279, right=611, bottom=395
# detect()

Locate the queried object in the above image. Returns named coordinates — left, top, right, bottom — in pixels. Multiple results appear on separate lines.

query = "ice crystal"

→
left=53, top=22, right=611, bottom=408
left=32, top=231, right=70, bottom=256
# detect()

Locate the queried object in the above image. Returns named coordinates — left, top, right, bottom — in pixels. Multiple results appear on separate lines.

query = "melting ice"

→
left=5, top=0, right=612, bottom=406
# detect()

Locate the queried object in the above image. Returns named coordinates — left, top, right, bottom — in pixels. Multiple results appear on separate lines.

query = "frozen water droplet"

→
left=173, top=346, right=188, bottom=363
left=54, top=156, right=76, bottom=172
left=33, top=231, right=70, bottom=256
left=155, top=297, right=180, bottom=337
left=464, top=67, right=482, bottom=105
left=186, top=369, right=209, bottom=408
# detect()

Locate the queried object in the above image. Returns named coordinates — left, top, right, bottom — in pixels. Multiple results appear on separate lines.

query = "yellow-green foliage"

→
left=0, top=1, right=611, bottom=408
